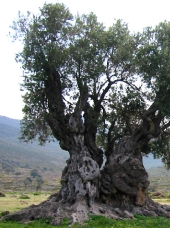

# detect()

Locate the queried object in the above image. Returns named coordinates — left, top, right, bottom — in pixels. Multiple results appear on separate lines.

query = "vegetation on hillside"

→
left=0, top=116, right=68, bottom=191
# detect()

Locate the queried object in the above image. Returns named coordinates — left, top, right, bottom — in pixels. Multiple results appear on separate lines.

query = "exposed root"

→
left=1, top=193, right=170, bottom=226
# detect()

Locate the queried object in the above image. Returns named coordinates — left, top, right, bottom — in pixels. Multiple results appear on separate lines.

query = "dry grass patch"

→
left=153, top=198, right=170, bottom=205
left=0, top=192, right=50, bottom=213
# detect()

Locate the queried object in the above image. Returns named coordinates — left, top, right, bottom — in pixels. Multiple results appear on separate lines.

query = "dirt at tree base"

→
left=1, top=192, right=170, bottom=226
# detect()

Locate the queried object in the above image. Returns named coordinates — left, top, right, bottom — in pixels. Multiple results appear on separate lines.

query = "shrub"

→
left=30, top=169, right=39, bottom=178
left=0, top=192, right=6, bottom=197
left=14, top=171, right=22, bottom=176
left=23, top=178, right=32, bottom=188
left=0, top=211, right=9, bottom=216
left=18, top=195, right=30, bottom=199
left=34, top=192, right=41, bottom=195
left=26, top=177, right=32, bottom=182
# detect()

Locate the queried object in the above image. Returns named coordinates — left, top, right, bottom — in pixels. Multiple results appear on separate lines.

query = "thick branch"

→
left=84, top=103, right=103, bottom=167
left=74, top=78, right=89, bottom=117
left=99, top=79, right=123, bottom=104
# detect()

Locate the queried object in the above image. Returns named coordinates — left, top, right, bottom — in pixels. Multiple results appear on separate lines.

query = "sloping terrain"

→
left=0, top=115, right=166, bottom=192
left=143, top=154, right=163, bottom=169
left=0, top=116, right=69, bottom=191
left=0, top=116, right=68, bottom=170
left=147, top=166, right=170, bottom=192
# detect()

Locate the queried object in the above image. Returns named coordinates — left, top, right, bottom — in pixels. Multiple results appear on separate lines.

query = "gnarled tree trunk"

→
left=2, top=110, right=170, bottom=225
left=101, top=136, right=149, bottom=209
left=100, top=106, right=170, bottom=218
left=100, top=136, right=170, bottom=219
left=59, top=144, right=100, bottom=207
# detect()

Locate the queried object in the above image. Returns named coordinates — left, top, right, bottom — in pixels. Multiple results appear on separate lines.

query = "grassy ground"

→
left=1, top=192, right=170, bottom=227
left=0, top=192, right=50, bottom=213
left=154, top=198, right=170, bottom=205
left=0, top=215, right=170, bottom=228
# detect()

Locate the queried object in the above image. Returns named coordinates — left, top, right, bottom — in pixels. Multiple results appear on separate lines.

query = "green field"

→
left=1, top=215, right=170, bottom=228
left=1, top=192, right=170, bottom=227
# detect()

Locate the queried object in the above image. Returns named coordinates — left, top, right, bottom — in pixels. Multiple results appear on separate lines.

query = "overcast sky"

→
left=1, top=0, right=170, bottom=119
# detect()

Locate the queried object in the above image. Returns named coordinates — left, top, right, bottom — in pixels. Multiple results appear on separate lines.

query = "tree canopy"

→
left=11, top=3, right=170, bottom=168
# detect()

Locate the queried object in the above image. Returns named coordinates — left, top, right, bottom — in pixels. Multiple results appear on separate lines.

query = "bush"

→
left=26, top=177, right=32, bottom=182
left=14, top=171, right=22, bottom=176
left=0, top=192, right=6, bottom=197
left=18, top=195, right=30, bottom=199
left=0, top=211, right=9, bottom=216
left=34, top=192, right=41, bottom=195
left=30, top=169, right=39, bottom=178
left=23, top=178, right=32, bottom=188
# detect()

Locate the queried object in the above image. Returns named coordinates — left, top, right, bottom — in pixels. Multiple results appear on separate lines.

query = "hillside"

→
left=0, top=116, right=69, bottom=191
left=147, top=166, right=170, bottom=192
left=143, top=154, right=163, bottom=169
left=0, top=115, right=166, bottom=191
left=0, top=116, right=68, bottom=169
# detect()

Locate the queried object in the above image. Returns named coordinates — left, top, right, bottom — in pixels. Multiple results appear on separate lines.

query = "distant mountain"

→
left=143, top=154, right=163, bottom=169
left=0, top=116, right=20, bottom=129
left=0, top=115, right=69, bottom=172
left=147, top=166, right=170, bottom=192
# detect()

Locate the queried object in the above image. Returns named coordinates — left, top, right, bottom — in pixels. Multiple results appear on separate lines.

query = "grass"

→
left=0, top=215, right=170, bottom=228
left=154, top=199, right=170, bottom=205
left=18, top=195, right=30, bottom=200
left=0, top=192, right=50, bottom=213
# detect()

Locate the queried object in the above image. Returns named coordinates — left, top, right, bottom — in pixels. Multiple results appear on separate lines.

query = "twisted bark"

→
left=2, top=104, right=170, bottom=225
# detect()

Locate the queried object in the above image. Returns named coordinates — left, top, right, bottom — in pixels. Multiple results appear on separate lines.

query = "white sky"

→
left=1, top=0, right=170, bottom=119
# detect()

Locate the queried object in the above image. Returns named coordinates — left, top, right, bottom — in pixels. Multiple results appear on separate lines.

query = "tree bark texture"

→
left=2, top=112, right=170, bottom=225
left=101, top=136, right=149, bottom=208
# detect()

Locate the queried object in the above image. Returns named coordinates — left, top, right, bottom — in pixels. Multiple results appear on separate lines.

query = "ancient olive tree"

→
left=100, top=22, right=170, bottom=213
left=4, top=2, right=170, bottom=225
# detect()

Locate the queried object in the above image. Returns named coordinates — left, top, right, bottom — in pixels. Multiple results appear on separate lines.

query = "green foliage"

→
left=57, top=215, right=170, bottom=228
left=11, top=2, right=73, bottom=144
left=18, top=195, right=30, bottom=199
left=10, top=2, right=170, bottom=167
left=11, top=2, right=140, bottom=156
left=136, top=22, right=170, bottom=166
left=0, top=192, right=6, bottom=197
left=0, top=211, right=9, bottom=216
left=33, top=192, right=41, bottom=195
left=137, top=22, right=170, bottom=110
